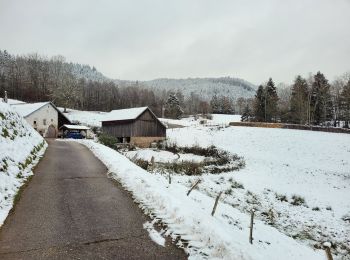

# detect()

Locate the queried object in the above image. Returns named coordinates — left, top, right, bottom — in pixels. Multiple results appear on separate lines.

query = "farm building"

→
left=59, top=124, right=93, bottom=139
left=102, top=107, right=166, bottom=147
left=11, top=102, right=71, bottom=138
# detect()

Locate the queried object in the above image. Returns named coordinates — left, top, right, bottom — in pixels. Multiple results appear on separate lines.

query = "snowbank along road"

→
left=0, top=140, right=186, bottom=260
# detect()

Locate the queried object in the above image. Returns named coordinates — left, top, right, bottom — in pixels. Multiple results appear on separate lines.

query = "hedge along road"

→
left=0, top=140, right=187, bottom=260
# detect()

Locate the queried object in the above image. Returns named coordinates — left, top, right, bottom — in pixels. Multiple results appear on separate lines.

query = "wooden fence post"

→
left=211, top=191, right=222, bottom=216
left=323, top=242, right=333, bottom=260
left=249, top=210, right=254, bottom=244
left=168, top=172, right=171, bottom=184
left=187, top=179, right=201, bottom=196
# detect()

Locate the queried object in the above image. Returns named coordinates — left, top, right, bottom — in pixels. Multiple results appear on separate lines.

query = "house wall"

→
left=102, top=121, right=134, bottom=138
left=25, top=104, right=58, bottom=137
left=132, top=110, right=166, bottom=137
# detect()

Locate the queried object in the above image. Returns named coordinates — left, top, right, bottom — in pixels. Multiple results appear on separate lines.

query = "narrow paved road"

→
left=0, top=140, right=186, bottom=260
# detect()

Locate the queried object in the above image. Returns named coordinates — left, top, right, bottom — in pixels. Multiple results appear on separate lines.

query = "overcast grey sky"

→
left=0, top=0, right=349, bottom=84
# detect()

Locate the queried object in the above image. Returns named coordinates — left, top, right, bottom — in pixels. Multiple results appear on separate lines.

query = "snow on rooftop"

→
left=62, top=124, right=90, bottom=130
left=11, top=102, right=50, bottom=117
left=102, top=107, right=148, bottom=122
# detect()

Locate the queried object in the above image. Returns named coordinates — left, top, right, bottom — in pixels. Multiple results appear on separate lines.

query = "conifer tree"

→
left=265, top=78, right=278, bottom=122
left=164, top=93, right=183, bottom=119
left=241, top=104, right=252, bottom=122
left=310, top=72, right=332, bottom=125
left=340, top=79, right=350, bottom=128
left=253, top=85, right=266, bottom=121
left=290, top=75, right=309, bottom=124
left=210, top=94, right=220, bottom=113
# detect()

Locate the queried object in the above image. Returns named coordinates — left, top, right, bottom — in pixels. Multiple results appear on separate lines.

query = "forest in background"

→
left=0, top=50, right=210, bottom=117
left=0, top=50, right=349, bottom=127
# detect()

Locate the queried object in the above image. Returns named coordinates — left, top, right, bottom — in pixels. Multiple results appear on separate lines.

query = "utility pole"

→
left=4, top=90, right=8, bottom=103
left=162, top=105, right=165, bottom=118
left=264, top=88, right=267, bottom=122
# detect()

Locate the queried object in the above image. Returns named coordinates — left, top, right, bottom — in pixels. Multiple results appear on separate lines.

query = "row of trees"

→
left=0, top=50, right=210, bottom=117
left=244, top=72, right=350, bottom=127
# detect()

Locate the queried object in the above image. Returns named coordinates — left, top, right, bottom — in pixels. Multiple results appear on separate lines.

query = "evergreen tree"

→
left=164, top=93, right=183, bottom=119
left=253, top=85, right=266, bottom=121
left=310, top=72, right=332, bottom=125
left=340, top=79, right=350, bottom=128
left=265, top=78, right=278, bottom=122
left=241, top=105, right=252, bottom=122
left=220, top=96, right=234, bottom=114
left=290, top=75, right=309, bottom=124
left=210, top=94, right=220, bottom=113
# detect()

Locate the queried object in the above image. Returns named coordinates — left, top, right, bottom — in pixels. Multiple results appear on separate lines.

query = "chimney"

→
left=4, top=91, right=8, bottom=103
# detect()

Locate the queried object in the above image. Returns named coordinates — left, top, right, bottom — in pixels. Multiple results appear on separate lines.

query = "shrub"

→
left=2, top=128, right=9, bottom=138
left=231, top=181, right=244, bottom=189
left=275, top=193, right=288, bottom=202
left=290, top=195, right=305, bottom=206
left=312, top=207, right=320, bottom=211
left=98, top=133, right=118, bottom=149
left=133, top=158, right=149, bottom=170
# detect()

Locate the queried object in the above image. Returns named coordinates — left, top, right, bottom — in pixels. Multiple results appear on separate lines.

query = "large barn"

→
left=102, top=107, right=166, bottom=147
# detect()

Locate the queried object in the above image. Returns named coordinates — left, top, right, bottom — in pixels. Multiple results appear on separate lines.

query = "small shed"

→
left=59, top=124, right=91, bottom=139
left=102, top=107, right=166, bottom=147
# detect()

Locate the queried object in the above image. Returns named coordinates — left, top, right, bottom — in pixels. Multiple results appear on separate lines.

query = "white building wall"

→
left=25, top=104, right=58, bottom=137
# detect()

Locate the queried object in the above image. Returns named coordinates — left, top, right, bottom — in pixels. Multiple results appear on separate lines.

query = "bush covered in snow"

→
left=128, top=143, right=245, bottom=176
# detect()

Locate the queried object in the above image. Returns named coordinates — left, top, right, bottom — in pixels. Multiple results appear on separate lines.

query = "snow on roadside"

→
left=143, top=221, right=165, bottom=247
left=74, top=139, right=322, bottom=260
left=0, top=102, right=47, bottom=226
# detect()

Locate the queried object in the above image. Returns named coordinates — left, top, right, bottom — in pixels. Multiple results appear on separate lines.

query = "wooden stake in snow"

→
left=211, top=191, right=222, bottom=216
left=249, top=210, right=254, bottom=244
left=323, top=242, right=333, bottom=260
left=168, top=172, right=171, bottom=184
left=187, top=179, right=201, bottom=196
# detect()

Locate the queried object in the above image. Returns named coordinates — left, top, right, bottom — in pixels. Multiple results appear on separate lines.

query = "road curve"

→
left=0, top=140, right=187, bottom=260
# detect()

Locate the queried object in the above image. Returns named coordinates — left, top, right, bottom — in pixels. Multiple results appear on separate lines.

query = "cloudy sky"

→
left=0, top=0, right=349, bottom=84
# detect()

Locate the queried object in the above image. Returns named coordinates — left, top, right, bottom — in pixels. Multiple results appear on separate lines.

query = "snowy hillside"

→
left=70, top=63, right=110, bottom=82
left=141, top=77, right=257, bottom=100
left=0, top=102, right=47, bottom=226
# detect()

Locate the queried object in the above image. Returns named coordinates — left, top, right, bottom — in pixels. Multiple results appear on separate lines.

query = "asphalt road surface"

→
left=0, top=140, right=187, bottom=260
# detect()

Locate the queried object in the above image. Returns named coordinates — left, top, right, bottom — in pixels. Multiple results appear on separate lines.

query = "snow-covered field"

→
left=0, top=102, right=47, bottom=226
left=165, top=123, right=350, bottom=258
left=160, top=114, right=241, bottom=128
left=81, top=113, right=350, bottom=259
left=76, top=139, right=324, bottom=259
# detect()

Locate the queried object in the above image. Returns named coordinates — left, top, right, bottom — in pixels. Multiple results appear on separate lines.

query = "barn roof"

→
left=11, top=102, right=51, bottom=117
left=60, top=124, right=90, bottom=130
left=102, top=107, right=149, bottom=122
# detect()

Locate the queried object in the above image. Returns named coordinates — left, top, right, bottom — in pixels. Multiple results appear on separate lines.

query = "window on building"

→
left=43, top=119, right=47, bottom=125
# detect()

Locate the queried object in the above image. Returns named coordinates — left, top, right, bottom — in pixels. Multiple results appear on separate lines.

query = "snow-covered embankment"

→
left=0, top=102, right=47, bottom=226
left=76, top=140, right=322, bottom=260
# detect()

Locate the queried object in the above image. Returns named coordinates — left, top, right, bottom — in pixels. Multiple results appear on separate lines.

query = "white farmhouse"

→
left=11, top=102, right=71, bottom=138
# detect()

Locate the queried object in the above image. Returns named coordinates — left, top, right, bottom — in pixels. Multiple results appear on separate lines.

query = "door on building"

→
left=46, top=125, right=57, bottom=138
